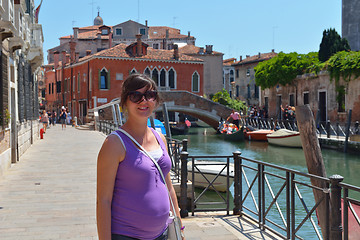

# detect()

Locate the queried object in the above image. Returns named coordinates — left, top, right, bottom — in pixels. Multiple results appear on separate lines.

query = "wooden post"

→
left=295, top=105, right=328, bottom=239
left=162, top=103, right=172, bottom=139
left=149, top=115, right=155, bottom=129
left=180, top=151, right=189, bottom=218
left=233, top=151, right=241, bottom=215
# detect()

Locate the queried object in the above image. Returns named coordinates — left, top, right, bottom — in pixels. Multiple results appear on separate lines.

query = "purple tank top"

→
left=111, top=128, right=171, bottom=239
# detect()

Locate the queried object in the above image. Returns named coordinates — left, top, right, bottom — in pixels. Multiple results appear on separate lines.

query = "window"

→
left=78, top=73, right=80, bottom=93
left=64, top=79, right=67, bottom=92
left=139, top=28, right=146, bottom=35
left=102, top=29, right=108, bottom=35
left=99, top=68, right=110, bottom=90
left=144, top=68, right=150, bottom=77
left=254, top=84, right=259, bottom=98
left=229, top=70, right=234, bottom=83
left=303, top=92, right=309, bottom=105
left=236, top=69, right=239, bottom=78
left=153, top=43, right=159, bottom=49
left=246, top=68, right=251, bottom=77
left=152, top=69, right=159, bottom=86
left=89, top=69, right=92, bottom=91
left=247, top=84, right=251, bottom=98
left=167, top=45, right=173, bottom=50
left=115, top=28, right=122, bottom=35
left=51, top=83, right=54, bottom=94
left=131, top=69, right=137, bottom=74
left=337, top=86, right=346, bottom=112
left=116, top=73, right=123, bottom=80
left=289, top=94, right=295, bottom=106
left=49, top=83, right=51, bottom=94
left=236, top=85, right=239, bottom=97
left=192, top=72, right=199, bottom=92
left=169, top=68, right=176, bottom=89
left=73, top=76, right=75, bottom=92
left=160, top=69, right=166, bottom=87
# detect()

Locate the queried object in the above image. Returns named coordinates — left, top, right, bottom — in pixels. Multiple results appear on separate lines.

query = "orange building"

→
left=45, top=36, right=204, bottom=123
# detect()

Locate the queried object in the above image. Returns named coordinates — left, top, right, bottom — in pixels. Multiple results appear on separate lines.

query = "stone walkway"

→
left=0, top=125, right=276, bottom=239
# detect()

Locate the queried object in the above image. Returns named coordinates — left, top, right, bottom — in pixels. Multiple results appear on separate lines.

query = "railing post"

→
left=233, top=151, right=241, bottom=215
left=329, top=174, right=344, bottom=240
left=182, top=139, right=188, bottom=152
left=270, top=118, right=274, bottom=130
left=355, top=121, right=359, bottom=134
left=344, top=109, right=352, bottom=153
left=180, top=151, right=189, bottom=218
left=336, top=122, right=340, bottom=139
left=326, top=120, right=331, bottom=138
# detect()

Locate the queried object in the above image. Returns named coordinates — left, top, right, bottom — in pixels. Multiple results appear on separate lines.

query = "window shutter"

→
left=107, top=70, right=110, bottom=89
left=98, top=70, right=101, bottom=89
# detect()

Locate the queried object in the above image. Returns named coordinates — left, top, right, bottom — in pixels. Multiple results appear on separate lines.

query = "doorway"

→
left=318, top=91, right=327, bottom=122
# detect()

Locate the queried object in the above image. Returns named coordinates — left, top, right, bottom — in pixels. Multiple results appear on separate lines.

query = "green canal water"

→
left=173, top=126, right=360, bottom=239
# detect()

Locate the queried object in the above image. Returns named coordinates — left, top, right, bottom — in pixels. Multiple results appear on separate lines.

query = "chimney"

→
left=73, top=27, right=79, bottom=39
left=205, top=45, right=213, bottom=54
left=240, top=55, right=242, bottom=61
left=86, top=50, right=92, bottom=56
left=165, top=29, right=169, bottom=39
left=199, top=47, right=204, bottom=54
left=246, top=55, right=250, bottom=58
left=69, top=40, right=76, bottom=63
left=53, top=51, right=60, bottom=69
left=173, top=44, right=179, bottom=60
left=136, top=34, right=142, bottom=57
left=61, top=51, right=66, bottom=65
left=145, top=20, right=148, bottom=27
left=188, top=31, right=190, bottom=37
left=66, top=54, right=71, bottom=64
left=75, top=52, right=80, bottom=63
left=272, top=49, right=275, bottom=53
left=109, top=31, right=113, bottom=48
left=258, top=52, right=261, bottom=58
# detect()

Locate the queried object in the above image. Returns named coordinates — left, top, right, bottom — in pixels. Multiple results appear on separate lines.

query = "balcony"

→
left=28, top=23, right=44, bottom=69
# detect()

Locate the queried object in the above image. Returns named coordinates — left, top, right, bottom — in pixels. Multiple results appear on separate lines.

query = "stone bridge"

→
left=156, top=91, right=232, bottom=128
left=90, top=91, right=233, bottom=129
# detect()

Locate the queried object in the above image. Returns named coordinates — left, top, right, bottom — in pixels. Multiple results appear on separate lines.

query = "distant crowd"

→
left=40, top=106, right=72, bottom=132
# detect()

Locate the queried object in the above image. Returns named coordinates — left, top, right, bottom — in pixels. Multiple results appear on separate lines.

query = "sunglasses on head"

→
left=128, top=90, right=158, bottom=103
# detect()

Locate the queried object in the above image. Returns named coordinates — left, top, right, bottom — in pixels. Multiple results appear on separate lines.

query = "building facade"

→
left=44, top=37, right=204, bottom=124
left=0, top=0, right=44, bottom=177
left=232, top=51, right=277, bottom=106
left=342, top=0, right=360, bottom=51
left=261, top=72, right=360, bottom=123
left=223, top=58, right=236, bottom=97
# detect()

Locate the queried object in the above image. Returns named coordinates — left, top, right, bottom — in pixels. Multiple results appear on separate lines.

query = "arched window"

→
left=144, top=67, right=150, bottom=77
left=160, top=69, right=166, bottom=87
left=131, top=68, right=137, bottom=74
left=152, top=68, right=159, bottom=86
left=99, top=68, right=110, bottom=90
left=192, top=72, right=199, bottom=92
left=169, top=68, right=176, bottom=89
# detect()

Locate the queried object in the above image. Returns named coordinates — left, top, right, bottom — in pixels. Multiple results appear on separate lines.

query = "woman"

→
left=41, top=110, right=49, bottom=133
left=97, top=74, right=184, bottom=240
left=59, top=108, right=67, bottom=130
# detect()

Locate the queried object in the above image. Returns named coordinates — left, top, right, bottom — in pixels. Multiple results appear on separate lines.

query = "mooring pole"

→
left=296, top=105, right=328, bottom=240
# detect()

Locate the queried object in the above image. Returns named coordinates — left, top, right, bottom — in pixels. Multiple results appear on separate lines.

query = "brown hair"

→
left=120, top=73, right=160, bottom=109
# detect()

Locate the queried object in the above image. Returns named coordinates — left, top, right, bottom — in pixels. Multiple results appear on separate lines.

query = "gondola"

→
left=217, top=122, right=245, bottom=141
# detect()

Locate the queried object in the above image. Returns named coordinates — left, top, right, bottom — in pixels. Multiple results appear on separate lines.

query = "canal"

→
left=172, top=125, right=360, bottom=239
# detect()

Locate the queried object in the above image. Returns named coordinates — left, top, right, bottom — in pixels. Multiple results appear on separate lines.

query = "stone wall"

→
left=0, top=130, right=10, bottom=177
left=18, top=120, right=40, bottom=158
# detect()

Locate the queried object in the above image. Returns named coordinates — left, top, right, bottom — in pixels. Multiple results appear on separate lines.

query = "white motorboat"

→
left=187, top=161, right=234, bottom=192
left=266, top=129, right=302, bottom=148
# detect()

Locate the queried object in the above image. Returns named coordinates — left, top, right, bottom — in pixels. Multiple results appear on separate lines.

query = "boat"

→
left=147, top=118, right=166, bottom=135
left=170, top=123, right=189, bottom=135
left=266, top=129, right=302, bottom=147
left=245, top=129, right=274, bottom=141
left=218, top=122, right=244, bottom=141
left=187, top=161, right=234, bottom=192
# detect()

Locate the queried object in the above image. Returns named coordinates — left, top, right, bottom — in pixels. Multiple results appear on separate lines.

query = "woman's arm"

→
left=96, top=135, right=125, bottom=240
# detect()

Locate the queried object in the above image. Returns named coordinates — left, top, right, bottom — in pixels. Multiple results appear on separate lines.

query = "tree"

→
left=212, top=89, right=247, bottom=113
left=318, top=28, right=350, bottom=62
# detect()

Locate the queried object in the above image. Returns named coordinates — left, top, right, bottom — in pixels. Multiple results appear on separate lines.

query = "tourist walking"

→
left=97, top=74, right=184, bottom=240
left=59, top=107, right=67, bottom=130
left=41, top=110, right=49, bottom=133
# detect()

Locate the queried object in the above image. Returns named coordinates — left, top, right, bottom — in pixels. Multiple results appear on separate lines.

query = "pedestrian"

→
left=41, top=110, right=49, bottom=133
left=52, top=110, right=57, bottom=126
left=97, top=74, right=184, bottom=240
left=59, top=107, right=67, bottom=130
left=226, top=109, right=241, bottom=128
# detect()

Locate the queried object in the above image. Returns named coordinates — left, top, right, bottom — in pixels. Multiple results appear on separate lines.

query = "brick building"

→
left=45, top=35, right=204, bottom=124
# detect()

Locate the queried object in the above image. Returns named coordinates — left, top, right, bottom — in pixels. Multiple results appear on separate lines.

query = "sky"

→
left=35, top=0, right=342, bottom=64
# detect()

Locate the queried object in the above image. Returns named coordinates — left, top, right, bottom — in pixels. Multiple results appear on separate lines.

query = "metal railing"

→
left=178, top=151, right=360, bottom=239
left=242, top=117, right=299, bottom=131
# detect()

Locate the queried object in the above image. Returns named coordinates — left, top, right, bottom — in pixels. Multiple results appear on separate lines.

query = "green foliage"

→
left=212, top=89, right=247, bottom=113
left=318, top=28, right=350, bottom=62
left=327, top=51, right=360, bottom=83
left=0, top=108, right=10, bottom=128
left=254, top=52, right=321, bottom=88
